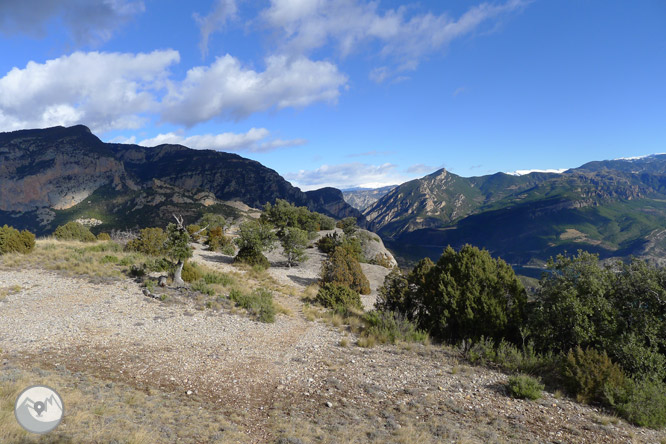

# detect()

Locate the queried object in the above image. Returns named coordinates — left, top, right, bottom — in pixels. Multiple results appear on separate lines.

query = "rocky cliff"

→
left=0, top=125, right=361, bottom=234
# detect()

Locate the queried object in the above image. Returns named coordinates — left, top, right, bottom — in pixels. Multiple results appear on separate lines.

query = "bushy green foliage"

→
left=530, top=252, right=666, bottom=383
left=100, top=255, right=119, bottom=264
left=340, top=236, right=363, bottom=261
left=198, top=213, right=227, bottom=234
left=54, top=222, right=96, bottom=242
left=202, top=271, right=234, bottom=286
left=417, top=245, right=526, bottom=343
left=191, top=279, right=215, bottom=295
left=234, top=247, right=270, bottom=268
left=605, top=378, right=666, bottom=428
left=316, top=232, right=342, bottom=254
left=96, top=232, right=111, bottom=241
left=280, top=227, right=309, bottom=267
left=362, top=311, right=428, bottom=344
left=316, top=283, right=362, bottom=313
left=206, top=227, right=235, bottom=255
left=181, top=261, right=203, bottom=283
left=320, top=246, right=371, bottom=295
left=338, top=217, right=358, bottom=237
left=229, top=288, right=276, bottom=323
left=261, top=199, right=333, bottom=233
left=562, top=347, right=627, bottom=404
left=376, top=258, right=433, bottom=321
left=234, top=220, right=276, bottom=267
left=125, top=227, right=167, bottom=256
left=0, top=225, right=35, bottom=254
left=508, top=374, right=544, bottom=400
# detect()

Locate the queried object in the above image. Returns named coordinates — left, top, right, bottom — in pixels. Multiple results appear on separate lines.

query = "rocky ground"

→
left=1, top=241, right=665, bottom=443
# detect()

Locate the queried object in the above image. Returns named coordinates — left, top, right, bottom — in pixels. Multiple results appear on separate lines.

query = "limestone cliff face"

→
left=0, top=126, right=131, bottom=211
left=0, top=125, right=360, bottom=225
left=342, top=186, right=396, bottom=211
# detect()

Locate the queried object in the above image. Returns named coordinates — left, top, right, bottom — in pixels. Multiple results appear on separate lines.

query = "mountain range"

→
left=2, top=125, right=665, bottom=271
left=364, top=156, right=666, bottom=268
left=0, top=125, right=361, bottom=235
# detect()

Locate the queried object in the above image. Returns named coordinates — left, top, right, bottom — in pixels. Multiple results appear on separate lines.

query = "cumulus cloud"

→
left=285, top=162, right=409, bottom=190
left=0, top=50, right=180, bottom=133
left=0, top=0, right=145, bottom=45
left=263, top=0, right=527, bottom=78
left=194, top=0, right=238, bottom=59
left=162, top=54, right=347, bottom=126
left=137, top=128, right=306, bottom=152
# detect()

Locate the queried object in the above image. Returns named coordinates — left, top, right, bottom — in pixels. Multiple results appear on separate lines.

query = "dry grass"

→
left=0, top=239, right=144, bottom=279
left=0, top=285, right=22, bottom=301
left=0, top=363, right=247, bottom=443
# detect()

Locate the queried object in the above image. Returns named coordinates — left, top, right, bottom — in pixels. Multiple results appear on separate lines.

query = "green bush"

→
left=191, top=279, right=215, bottom=296
left=96, top=232, right=111, bottom=241
left=125, top=227, right=167, bottom=256
left=363, top=311, right=428, bottom=344
left=316, top=232, right=341, bottom=254
left=316, top=283, right=362, bottom=313
left=181, top=261, right=203, bottom=283
left=508, top=374, right=544, bottom=400
left=605, top=378, right=666, bottom=429
left=261, top=199, right=333, bottom=233
left=320, top=246, right=370, bottom=295
left=420, top=245, right=526, bottom=343
left=143, top=257, right=173, bottom=272
left=561, top=346, right=627, bottom=405
left=54, top=222, right=96, bottom=242
left=203, top=271, right=234, bottom=286
left=234, top=246, right=270, bottom=268
left=0, top=225, right=35, bottom=254
left=100, top=255, right=119, bottom=264
left=229, top=288, right=276, bottom=323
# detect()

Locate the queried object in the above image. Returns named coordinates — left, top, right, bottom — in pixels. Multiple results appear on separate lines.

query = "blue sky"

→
left=0, top=1, right=664, bottom=190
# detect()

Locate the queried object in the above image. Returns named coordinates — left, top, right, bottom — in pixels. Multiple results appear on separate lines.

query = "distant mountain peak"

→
left=612, top=153, right=666, bottom=161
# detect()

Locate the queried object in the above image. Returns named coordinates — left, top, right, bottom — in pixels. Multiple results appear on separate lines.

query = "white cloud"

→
left=194, top=0, right=238, bottom=59
left=162, top=54, right=347, bottom=126
left=0, top=50, right=180, bottom=133
left=0, top=0, right=145, bottom=45
left=263, top=0, right=527, bottom=78
left=285, top=162, right=410, bottom=190
left=137, top=128, right=306, bottom=153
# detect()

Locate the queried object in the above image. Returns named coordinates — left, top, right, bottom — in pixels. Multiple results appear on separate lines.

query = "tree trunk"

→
left=173, top=259, right=185, bottom=286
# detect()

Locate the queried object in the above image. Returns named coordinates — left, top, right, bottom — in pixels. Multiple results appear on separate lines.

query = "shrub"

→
left=508, top=374, right=544, bottom=400
left=316, top=283, right=362, bottom=313
left=198, top=213, right=227, bottom=234
left=234, top=247, right=270, bottom=268
left=561, top=346, right=627, bottom=405
left=54, top=222, right=96, bottom=242
left=186, top=224, right=202, bottom=242
left=261, top=199, right=332, bottom=233
left=125, top=227, right=167, bottom=256
left=320, top=246, right=371, bottom=295
left=143, top=257, right=173, bottom=272
left=181, top=261, right=203, bottom=283
left=0, top=225, right=35, bottom=254
left=206, top=227, right=235, bottom=255
left=420, top=245, right=527, bottom=343
left=191, top=279, right=215, bottom=296
left=372, top=253, right=394, bottom=268
left=97, top=232, right=111, bottom=241
left=203, top=271, right=234, bottom=286
left=229, top=288, right=276, bottom=323
left=605, top=378, right=666, bottom=429
left=363, top=311, right=428, bottom=344
left=280, top=227, right=308, bottom=267
left=234, top=220, right=276, bottom=267
left=100, top=255, right=119, bottom=264
left=339, top=217, right=358, bottom=237
left=316, top=232, right=341, bottom=254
